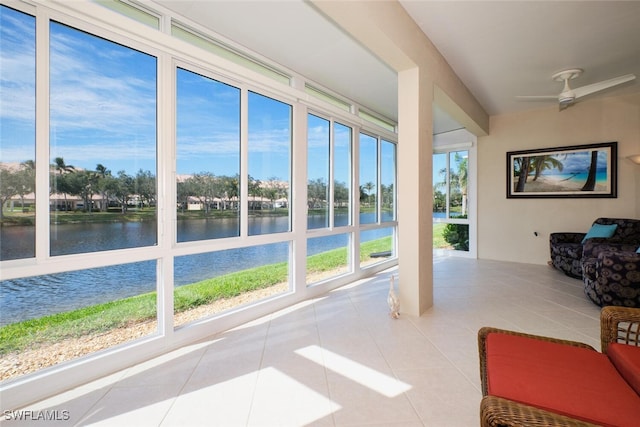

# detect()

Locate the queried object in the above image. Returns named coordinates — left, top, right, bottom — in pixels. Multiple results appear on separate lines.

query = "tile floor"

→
left=4, top=257, right=602, bottom=426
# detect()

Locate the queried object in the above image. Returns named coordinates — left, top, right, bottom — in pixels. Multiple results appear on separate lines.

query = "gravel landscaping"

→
left=0, top=283, right=287, bottom=382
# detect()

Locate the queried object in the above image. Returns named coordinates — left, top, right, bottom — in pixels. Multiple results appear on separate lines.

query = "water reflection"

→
left=1, top=213, right=393, bottom=325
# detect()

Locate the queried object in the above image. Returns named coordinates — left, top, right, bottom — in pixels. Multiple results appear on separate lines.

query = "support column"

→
left=397, top=67, right=433, bottom=316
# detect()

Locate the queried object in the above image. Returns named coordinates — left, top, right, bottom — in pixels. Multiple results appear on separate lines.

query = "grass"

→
left=433, top=222, right=450, bottom=249
left=0, top=236, right=393, bottom=355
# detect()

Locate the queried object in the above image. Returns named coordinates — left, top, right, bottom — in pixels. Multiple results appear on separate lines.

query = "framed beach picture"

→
left=506, top=142, right=617, bottom=198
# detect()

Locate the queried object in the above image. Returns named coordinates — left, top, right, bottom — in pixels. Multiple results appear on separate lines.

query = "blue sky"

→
left=546, top=150, right=609, bottom=174
left=0, top=6, right=36, bottom=163
left=1, top=6, right=382, bottom=186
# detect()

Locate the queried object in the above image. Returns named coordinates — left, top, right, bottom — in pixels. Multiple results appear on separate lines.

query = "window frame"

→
left=0, top=0, right=399, bottom=407
left=432, top=130, right=477, bottom=258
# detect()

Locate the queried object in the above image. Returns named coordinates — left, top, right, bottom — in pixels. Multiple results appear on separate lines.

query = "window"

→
left=306, top=116, right=355, bottom=285
left=0, top=260, right=158, bottom=380
left=176, top=68, right=241, bottom=242
left=334, top=122, right=352, bottom=227
left=0, top=1, right=398, bottom=391
left=307, top=114, right=330, bottom=229
left=307, top=233, right=351, bottom=284
left=0, top=6, right=36, bottom=261
left=360, top=227, right=395, bottom=268
left=248, top=92, right=292, bottom=235
left=172, top=23, right=291, bottom=85
left=358, top=133, right=396, bottom=226
left=49, top=21, right=157, bottom=256
left=174, top=243, right=290, bottom=327
left=381, top=140, right=396, bottom=222
left=358, top=133, right=397, bottom=267
left=96, top=0, right=160, bottom=29
left=433, top=149, right=470, bottom=253
left=359, top=133, right=378, bottom=224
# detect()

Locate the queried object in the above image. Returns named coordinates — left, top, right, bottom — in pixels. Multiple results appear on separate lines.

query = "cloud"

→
left=1, top=10, right=36, bottom=163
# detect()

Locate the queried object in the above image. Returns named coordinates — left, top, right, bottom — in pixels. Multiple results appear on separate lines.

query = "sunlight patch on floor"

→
left=248, top=367, right=340, bottom=426
left=295, top=345, right=412, bottom=397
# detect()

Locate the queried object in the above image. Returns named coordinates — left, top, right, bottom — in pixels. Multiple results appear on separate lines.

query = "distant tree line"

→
left=307, top=178, right=394, bottom=211
left=49, top=157, right=155, bottom=213
left=2, top=157, right=397, bottom=221
left=0, top=158, right=156, bottom=218
left=177, top=174, right=291, bottom=214
left=0, top=160, right=35, bottom=220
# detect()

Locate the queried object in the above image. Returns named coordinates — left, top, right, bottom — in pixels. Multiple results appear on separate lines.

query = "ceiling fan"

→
left=516, top=68, right=636, bottom=110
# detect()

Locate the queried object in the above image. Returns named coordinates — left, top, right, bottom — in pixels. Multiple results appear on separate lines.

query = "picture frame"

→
left=506, top=141, right=617, bottom=198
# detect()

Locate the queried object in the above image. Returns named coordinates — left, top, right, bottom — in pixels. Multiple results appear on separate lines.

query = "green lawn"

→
left=0, top=236, right=393, bottom=355
left=0, top=228, right=449, bottom=355
left=433, top=222, right=450, bottom=248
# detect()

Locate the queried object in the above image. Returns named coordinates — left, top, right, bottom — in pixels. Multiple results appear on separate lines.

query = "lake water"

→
left=0, top=213, right=392, bottom=325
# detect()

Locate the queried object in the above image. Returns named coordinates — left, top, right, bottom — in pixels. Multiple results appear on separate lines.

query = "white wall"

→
left=478, top=92, right=640, bottom=265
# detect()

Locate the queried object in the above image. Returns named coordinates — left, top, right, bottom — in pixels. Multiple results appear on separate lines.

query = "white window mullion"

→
left=376, top=136, right=382, bottom=224
left=292, top=104, right=308, bottom=292
left=328, top=119, right=335, bottom=229
left=35, top=8, right=50, bottom=260
left=157, top=54, right=175, bottom=335
left=240, top=87, right=249, bottom=237
left=352, top=129, right=361, bottom=272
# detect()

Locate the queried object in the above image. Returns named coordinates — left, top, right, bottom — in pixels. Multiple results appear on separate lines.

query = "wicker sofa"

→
left=478, top=306, right=640, bottom=426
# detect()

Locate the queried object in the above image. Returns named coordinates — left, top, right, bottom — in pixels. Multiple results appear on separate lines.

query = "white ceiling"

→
left=156, top=1, right=640, bottom=134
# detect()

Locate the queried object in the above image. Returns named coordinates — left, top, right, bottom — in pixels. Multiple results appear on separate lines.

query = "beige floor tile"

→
left=10, top=258, right=605, bottom=427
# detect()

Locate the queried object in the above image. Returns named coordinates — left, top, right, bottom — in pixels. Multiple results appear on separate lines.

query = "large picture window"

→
left=248, top=92, right=292, bottom=235
left=49, top=21, right=157, bottom=256
left=176, top=68, right=241, bottom=242
left=433, top=150, right=470, bottom=252
left=0, top=260, right=158, bottom=381
left=359, top=133, right=378, bottom=225
left=306, top=115, right=353, bottom=230
left=0, top=6, right=36, bottom=261
left=307, top=114, right=330, bottom=229
left=174, top=242, right=290, bottom=327
left=0, top=1, right=397, bottom=392
left=334, top=122, right=352, bottom=226
left=381, top=139, right=396, bottom=222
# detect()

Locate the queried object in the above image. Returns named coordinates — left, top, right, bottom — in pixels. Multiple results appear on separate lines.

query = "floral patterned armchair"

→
left=582, top=240, right=640, bottom=308
left=550, top=218, right=640, bottom=279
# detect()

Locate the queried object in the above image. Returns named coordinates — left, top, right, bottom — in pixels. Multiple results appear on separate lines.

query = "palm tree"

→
left=514, top=157, right=531, bottom=192
left=52, top=157, right=75, bottom=210
left=95, top=163, right=111, bottom=211
left=53, top=157, right=74, bottom=174
left=581, top=151, right=598, bottom=191
left=454, top=153, right=468, bottom=216
left=532, top=155, right=564, bottom=181
left=363, top=181, right=375, bottom=207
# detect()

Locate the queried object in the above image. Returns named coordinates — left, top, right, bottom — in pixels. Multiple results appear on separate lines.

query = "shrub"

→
left=442, top=217, right=469, bottom=251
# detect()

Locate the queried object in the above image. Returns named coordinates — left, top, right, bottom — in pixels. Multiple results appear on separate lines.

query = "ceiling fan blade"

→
left=559, top=102, right=573, bottom=112
left=515, top=95, right=558, bottom=101
left=573, top=74, right=636, bottom=99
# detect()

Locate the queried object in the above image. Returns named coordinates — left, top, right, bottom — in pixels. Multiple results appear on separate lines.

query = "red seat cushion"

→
left=486, top=332, right=640, bottom=427
left=608, top=343, right=640, bottom=395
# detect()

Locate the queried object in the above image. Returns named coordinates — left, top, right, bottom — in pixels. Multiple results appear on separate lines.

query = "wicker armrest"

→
left=480, top=396, right=599, bottom=427
left=477, top=327, right=595, bottom=396
left=600, top=306, right=640, bottom=353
